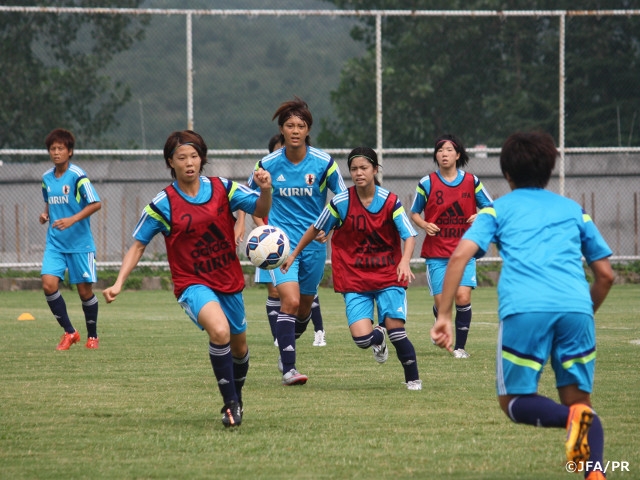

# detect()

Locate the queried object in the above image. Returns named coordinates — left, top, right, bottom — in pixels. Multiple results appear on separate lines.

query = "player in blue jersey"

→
left=248, top=97, right=347, bottom=385
left=431, top=131, right=614, bottom=479
left=250, top=134, right=327, bottom=348
left=39, top=128, right=102, bottom=351
left=410, top=134, right=493, bottom=358
left=103, top=130, right=272, bottom=428
left=282, top=147, right=421, bottom=390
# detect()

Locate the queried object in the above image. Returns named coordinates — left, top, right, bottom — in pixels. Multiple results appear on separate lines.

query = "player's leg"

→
left=273, top=259, right=307, bottom=384
left=41, top=249, right=79, bottom=349
left=426, top=259, right=445, bottom=346
left=69, top=252, right=99, bottom=348
left=344, top=292, right=387, bottom=361
left=295, top=248, right=325, bottom=341
left=265, top=282, right=280, bottom=345
left=310, top=294, right=326, bottom=346
left=452, top=259, right=477, bottom=358
left=379, top=287, right=420, bottom=390
left=554, top=313, right=603, bottom=475
left=179, top=285, right=242, bottom=427
left=255, top=267, right=280, bottom=345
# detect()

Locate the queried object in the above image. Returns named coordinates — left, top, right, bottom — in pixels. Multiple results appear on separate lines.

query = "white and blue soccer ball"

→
left=245, top=226, right=290, bottom=270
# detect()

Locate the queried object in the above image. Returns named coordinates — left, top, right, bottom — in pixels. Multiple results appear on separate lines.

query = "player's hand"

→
left=314, top=230, right=328, bottom=244
left=39, top=213, right=49, bottom=224
left=397, top=262, right=415, bottom=283
left=431, top=315, right=453, bottom=352
left=51, top=217, right=75, bottom=230
left=253, top=168, right=272, bottom=190
left=234, top=222, right=245, bottom=246
left=280, top=257, right=292, bottom=273
left=102, top=285, right=121, bottom=304
left=467, top=214, right=477, bottom=224
left=424, top=222, right=440, bottom=236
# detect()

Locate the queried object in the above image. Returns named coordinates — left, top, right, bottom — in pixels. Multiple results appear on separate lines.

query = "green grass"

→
left=1, top=285, right=639, bottom=479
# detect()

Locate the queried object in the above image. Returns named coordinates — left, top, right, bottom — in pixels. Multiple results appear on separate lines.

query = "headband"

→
left=169, top=142, right=199, bottom=157
left=436, top=139, right=458, bottom=150
left=348, top=154, right=377, bottom=166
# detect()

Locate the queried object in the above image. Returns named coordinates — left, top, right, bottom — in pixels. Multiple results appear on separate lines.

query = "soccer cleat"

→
left=313, top=329, right=326, bottom=347
left=85, top=337, right=99, bottom=349
left=56, top=331, right=80, bottom=350
left=220, top=401, right=242, bottom=428
left=453, top=348, right=470, bottom=358
left=372, top=325, right=389, bottom=363
left=406, top=380, right=423, bottom=391
left=277, top=356, right=284, bottom=373
left=565, top=404, right=594, bottom=469
left=282, top=369, right=308, bottom=386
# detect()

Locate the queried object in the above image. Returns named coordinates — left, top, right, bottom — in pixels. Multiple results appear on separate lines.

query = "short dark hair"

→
left=272, top=96, right=313, bottom=146
left=45, top=128, right=75, bottom=157
left=433, top=133, right=469, bottom=168
left=500, top=131, right=558, bottom=189
left=268, top=134, right=282, bottom=153
left=163, top=130, right=208, bottom=179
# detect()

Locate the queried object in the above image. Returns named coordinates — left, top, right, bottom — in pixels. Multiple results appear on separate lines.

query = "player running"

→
left=281, top=147, right=421, bottom=390
left=410, top=134, right=493, bottom=358
left=247, top=97, right=347, bottom=385
left=103, top=130, right=272, bottom=428
left=432, top=131, right=613, bottom=479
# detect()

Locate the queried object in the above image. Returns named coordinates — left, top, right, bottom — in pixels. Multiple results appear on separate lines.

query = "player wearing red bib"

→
left=282, top=147, right=421, bottom=390
left=410, top=134, right=493, bottom=358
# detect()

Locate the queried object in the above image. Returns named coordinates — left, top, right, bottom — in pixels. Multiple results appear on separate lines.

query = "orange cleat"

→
left=565, top=404, right=594, bottom=470
left=85, top=337, right=99, bottom=349
left=56, top=331, right=80, bottom=351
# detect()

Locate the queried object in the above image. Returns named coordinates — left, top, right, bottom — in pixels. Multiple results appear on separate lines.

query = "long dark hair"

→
left=433, top=133, right=469, bottom=169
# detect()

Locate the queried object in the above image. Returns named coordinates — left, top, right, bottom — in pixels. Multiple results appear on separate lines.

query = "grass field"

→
left=1, top=284, right=639, bottom=479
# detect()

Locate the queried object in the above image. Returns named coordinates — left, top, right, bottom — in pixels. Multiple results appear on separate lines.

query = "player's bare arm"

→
left=280, top=224, right=320, bottom=273
left=103, top=240, right=147, bottom=303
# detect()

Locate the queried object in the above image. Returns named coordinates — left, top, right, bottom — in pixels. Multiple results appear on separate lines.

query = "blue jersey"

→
left=133, top=176, right=260, bottom=244
left=315, top=186, right=418, bottom=241
left=464, top=187, right=612, bottom=319
left=41, top=163, right=100, bottom=253
left=248, top=146, right=347, bottom=250
left=410, top=169, right=493, bottom=214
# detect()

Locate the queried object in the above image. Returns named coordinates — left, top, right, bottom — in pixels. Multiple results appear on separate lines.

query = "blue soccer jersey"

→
left=133, top=176, right=260, bottom=244
left=41, top=163, right=100, bottom=253
left=315, top=186, right=418, bottom=241
left=248, top=146, right=347, bottom=250
left=463, top=187, right=612, bottom=319
left=410, top=169, right=493, bottom=215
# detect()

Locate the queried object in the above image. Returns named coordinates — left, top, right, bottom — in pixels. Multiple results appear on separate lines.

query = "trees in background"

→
left=318, top=0, right=640, bottom=148
left=0, top=1, right=148, bottom=149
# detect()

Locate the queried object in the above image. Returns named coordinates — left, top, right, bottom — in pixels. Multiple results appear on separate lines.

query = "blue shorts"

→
left=425, top=257, right=476, bottom=296
left=177, top=284, right=247, bottom=335
left=343, top=286, right=408, bottom=327
left=271, top=247, right=325, bottom=296
left=41, top=248, right=97, bottom=284
left=253, top=267, right=274, bottom=285
left=496, top=312, right=596, bottom=396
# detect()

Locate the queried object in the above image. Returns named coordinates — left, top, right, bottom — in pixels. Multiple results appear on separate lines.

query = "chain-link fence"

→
left=1, top=6, right=639, bottom=267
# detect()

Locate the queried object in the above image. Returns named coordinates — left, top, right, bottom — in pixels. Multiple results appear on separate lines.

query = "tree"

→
left=318, top=0, right=640, bottom=148
left=0, top=1, right=149, bottom=151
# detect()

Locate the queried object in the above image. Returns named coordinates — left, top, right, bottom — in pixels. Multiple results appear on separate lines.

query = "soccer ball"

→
left=245, top=226, right=290, bottom=270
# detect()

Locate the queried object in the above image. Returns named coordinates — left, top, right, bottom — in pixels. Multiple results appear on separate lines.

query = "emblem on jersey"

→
left=276, top=174, right=286, bottom=182
left=62, top=185, right=70, bottom=195
left=305, top=174, right=316, bottom=185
